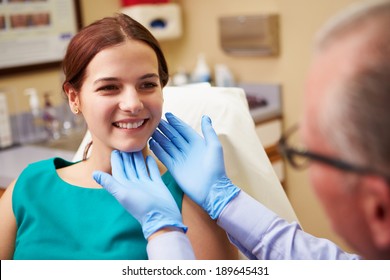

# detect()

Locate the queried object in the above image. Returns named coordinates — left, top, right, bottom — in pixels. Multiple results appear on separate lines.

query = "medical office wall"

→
left=0, top=0, right=360, bottom=253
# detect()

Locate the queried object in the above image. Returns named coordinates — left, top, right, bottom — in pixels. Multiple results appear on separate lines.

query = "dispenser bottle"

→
left=215, top=64, right=235, bottom=87
left=24, top=88, right=40, bottom=118
left=23, top=88, right=45, bottom=143
left=172, top=67, right=189, bottom=86
left=191, top=53, right=211, bottom=83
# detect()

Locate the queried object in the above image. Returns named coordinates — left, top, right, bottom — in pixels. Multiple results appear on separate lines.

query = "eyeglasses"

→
left=278, top=124, right=390, bottom=180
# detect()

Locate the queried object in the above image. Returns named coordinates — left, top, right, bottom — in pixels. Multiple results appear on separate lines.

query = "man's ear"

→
left=360, top=175, right=390, bottom=249
left=63, top=82, right=80, bottom=114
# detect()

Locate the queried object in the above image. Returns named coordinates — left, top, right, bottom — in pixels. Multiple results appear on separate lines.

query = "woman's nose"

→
left=118, top=89, right=144, bottom=114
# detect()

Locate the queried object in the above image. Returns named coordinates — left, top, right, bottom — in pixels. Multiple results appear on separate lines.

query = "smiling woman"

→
left=64, top=39, right=164, bottom=157
left=0, top=13, right=237, bottom=260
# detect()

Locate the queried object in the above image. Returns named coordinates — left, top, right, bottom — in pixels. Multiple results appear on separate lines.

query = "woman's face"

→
left=77, top=40, right=163, bottom=153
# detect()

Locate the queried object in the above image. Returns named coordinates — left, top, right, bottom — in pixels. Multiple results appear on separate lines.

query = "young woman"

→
left=0, top=13, right=237, bottom=260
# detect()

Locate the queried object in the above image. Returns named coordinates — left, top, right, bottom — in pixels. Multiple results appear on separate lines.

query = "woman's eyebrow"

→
left=93, top=77, right=118, bottom=85
left=93, top=73, right=159, bottom=85
left=139, top=73, right=159, bottom=80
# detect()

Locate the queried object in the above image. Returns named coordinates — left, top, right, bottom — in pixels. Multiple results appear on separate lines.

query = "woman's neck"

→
left=86, top=144, right=166, bottom=175
left=57, top=144, right=167, bottom=189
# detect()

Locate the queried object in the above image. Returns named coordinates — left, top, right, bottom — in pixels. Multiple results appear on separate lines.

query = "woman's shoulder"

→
left=13, top=157, right=74, bottom=197
left=19, top=157, right=73, bottom=176
left=16, top=158, right=55, bottom=181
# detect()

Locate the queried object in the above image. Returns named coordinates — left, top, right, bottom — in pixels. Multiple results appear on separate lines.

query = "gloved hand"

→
left=150, top=112, right=240, bottom=219
left=93, top=150, right=187, bottom=240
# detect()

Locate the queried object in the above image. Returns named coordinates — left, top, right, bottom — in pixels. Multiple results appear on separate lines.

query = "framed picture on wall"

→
left=0, top=0, right=82, bottom=75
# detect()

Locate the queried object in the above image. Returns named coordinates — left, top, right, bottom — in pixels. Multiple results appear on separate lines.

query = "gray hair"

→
left=314, top=0, right=390, bottom=52
left=315, top=0, right=390, bottom=174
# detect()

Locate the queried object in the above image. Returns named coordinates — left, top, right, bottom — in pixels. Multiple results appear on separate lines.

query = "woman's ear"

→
left=63, top=82, right=80, bottom=114
left=360, top=175, right=390, bottom=250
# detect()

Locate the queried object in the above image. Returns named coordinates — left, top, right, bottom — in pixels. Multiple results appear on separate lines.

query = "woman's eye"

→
left=140, top=82, right=159, bottom=90
left=97, top=85, right=119, bottom=92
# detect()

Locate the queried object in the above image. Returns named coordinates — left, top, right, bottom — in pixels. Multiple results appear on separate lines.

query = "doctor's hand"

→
left=93, top=150, right=187, bottom=240
left=150, top=113, right=240, bottom=220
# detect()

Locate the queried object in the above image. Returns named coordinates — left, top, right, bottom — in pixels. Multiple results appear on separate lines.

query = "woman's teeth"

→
left=114, top=120, right=144, bottom=129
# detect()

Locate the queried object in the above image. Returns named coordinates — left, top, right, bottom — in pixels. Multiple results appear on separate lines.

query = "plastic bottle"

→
left=24, top=88, right=40, bottom=118
left=214, top=64, right=235, bottom=87
left=23, top=88, right=43, bottom=143
left=172, top=67, right=189, bottom=86
left=191, top=53, right=211, bottom=83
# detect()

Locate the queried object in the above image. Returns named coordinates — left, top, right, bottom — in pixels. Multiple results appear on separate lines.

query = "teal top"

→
left=12, top=157, right=183, bottom=260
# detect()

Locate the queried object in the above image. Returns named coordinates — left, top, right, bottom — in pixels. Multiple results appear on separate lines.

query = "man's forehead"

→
left=302, top=43, right=351, bottom=133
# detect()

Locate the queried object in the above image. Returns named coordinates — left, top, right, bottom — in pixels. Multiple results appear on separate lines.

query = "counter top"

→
left=0, top=145, right=75, bottom=188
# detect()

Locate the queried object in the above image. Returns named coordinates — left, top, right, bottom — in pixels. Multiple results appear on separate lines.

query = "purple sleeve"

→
left=147, top=231, right=196, bottom=260
left=217, top=191, right=361, bottom=260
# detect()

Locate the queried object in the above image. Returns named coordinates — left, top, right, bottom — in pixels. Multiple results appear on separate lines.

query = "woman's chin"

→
left=115, top=143, right=147, bottom=153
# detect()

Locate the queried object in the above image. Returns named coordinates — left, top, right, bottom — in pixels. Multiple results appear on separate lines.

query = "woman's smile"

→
left=113, top=119, right=146, bottom=129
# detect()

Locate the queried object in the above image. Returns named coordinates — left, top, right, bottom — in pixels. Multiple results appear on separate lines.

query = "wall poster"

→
left=0, top=0, right=82, bottom=75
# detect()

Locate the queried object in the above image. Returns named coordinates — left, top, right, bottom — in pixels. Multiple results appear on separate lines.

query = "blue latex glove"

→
left=150, top=112, right=240, bottom=219
left=93, top=150, right=187, bottom=239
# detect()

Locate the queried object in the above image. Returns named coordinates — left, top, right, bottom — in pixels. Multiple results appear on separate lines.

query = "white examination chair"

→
left=73, top=86, right=298, bottom=223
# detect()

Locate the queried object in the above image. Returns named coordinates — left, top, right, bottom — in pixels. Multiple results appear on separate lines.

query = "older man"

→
left=94, top=0, right=390, bottom=259
left=299, top=0, right=390, bottom=260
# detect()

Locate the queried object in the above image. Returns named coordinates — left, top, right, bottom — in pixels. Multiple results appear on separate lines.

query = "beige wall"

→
left=0, top=0, right=361, bottom=252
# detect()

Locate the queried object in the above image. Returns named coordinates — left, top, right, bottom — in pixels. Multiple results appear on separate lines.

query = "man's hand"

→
left=150, top=113, right=240, bottom=219
left=93, top=150, right=187, bottom=239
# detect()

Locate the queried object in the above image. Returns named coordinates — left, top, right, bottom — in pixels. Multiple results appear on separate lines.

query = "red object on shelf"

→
left=121, top=0, right=169, bottom=6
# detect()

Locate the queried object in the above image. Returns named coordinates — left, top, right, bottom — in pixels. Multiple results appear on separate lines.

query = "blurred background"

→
left=0, top=0, right=361, bottom=254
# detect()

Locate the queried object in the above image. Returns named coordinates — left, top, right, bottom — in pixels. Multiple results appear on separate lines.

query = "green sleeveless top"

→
left=12, top=157, right=183, bottom=260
